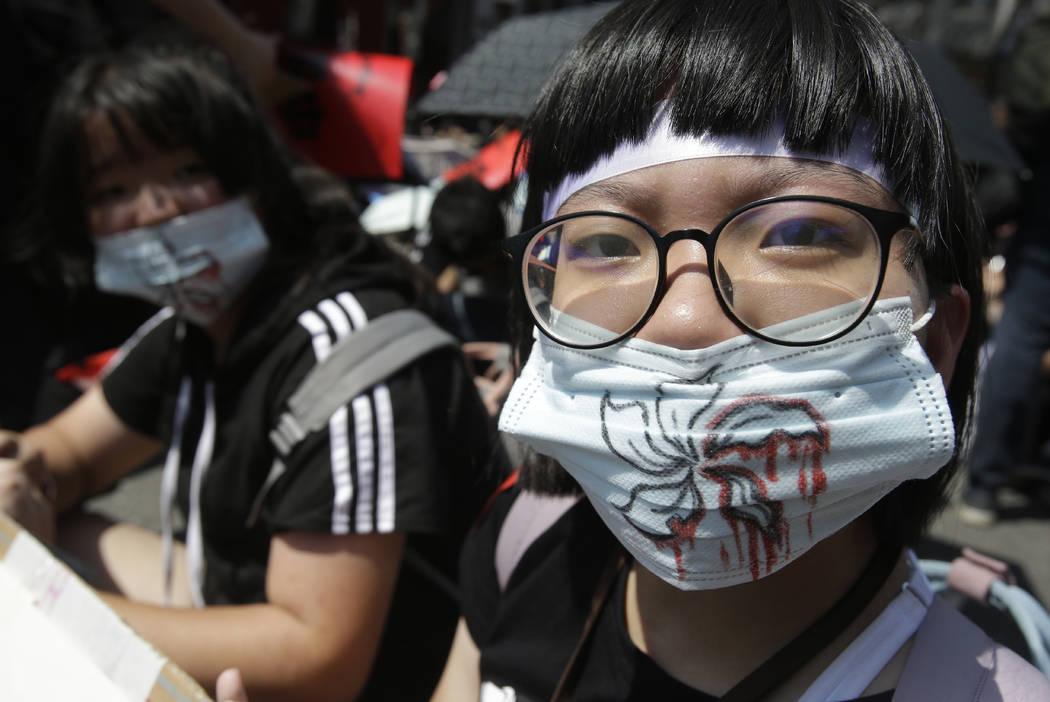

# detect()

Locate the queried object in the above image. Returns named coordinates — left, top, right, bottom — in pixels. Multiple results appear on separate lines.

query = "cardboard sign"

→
left=0, top=512, right=211, bottom=702
left=277, top=46, right=413, bottom=181
left=442, top=130, right=525, bottom=190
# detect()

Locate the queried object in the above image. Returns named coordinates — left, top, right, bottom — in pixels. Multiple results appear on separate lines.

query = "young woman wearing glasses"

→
left=427, top=1, right=1050, bottom=700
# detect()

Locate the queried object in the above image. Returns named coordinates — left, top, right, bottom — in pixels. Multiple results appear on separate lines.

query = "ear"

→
left=922, top=285, right=970, bottom=384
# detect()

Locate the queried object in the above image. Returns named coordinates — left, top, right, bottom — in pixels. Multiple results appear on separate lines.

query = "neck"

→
left=624, top=519, right=910, bottom=698
left=202, top=293, right=250, bottom=361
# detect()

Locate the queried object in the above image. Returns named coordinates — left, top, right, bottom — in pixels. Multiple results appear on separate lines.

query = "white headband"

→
left=542, top=101, right=902, bottom=221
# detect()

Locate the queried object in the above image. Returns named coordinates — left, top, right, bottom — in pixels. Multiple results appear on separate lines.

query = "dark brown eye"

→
left=88, top=183, right=128, bottom=205
left=566, top=233, right=641, bottom=260
left=759, top=218, right=849, bottom=248
left=173, top=162, right=213, bottom=181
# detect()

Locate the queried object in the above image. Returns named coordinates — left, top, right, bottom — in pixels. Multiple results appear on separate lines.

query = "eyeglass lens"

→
left=521, top=200, right=884, bottom=346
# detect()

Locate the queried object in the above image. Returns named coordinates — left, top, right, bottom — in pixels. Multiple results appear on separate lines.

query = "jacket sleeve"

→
left=259, top=292, right=497, bottom=538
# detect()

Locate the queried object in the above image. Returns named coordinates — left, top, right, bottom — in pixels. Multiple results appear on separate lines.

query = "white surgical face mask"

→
left=94, top=197, right=270, bottom=327
left=499, top=298, right=954, bottom=590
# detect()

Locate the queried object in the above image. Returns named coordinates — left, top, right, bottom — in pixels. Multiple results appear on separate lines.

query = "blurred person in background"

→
left=427, top=0, right=1050, bottom=699
left=425, top=176, right=515, bottom=417
left=429, top=176, right=511, bottom=344
left=962, top=0, right=1050, bottom=525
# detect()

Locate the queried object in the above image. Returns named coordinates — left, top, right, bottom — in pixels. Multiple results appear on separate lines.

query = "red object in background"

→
left=442, top=130, right=526, bottom=190
left=277, top=46, right=412, bottom=180
left=54, top=349, right=118, bottom=390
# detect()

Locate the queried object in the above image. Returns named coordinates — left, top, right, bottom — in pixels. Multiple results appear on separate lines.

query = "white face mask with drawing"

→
left=93, top=197, right=270, bottom=327
left=499, top=298, right=953, bottom=589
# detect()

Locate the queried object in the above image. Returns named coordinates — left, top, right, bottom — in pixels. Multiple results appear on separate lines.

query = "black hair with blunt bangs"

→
left=515, top=0, right=985, bottom=550
left=26, top=29, right=418, bottom=302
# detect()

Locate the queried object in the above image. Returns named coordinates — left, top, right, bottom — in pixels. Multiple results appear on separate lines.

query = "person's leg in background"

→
left=964, top=163, right=1050, bottom=525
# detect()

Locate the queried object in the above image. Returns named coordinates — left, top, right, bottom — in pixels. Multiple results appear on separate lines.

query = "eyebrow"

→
left=86, top=157, right=123, bottom=178
left=560, top=180, right=642, bottom=212
left=754, top=160, right=888, bottom=196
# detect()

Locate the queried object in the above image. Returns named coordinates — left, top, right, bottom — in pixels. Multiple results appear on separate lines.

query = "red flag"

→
left=442, top=130, right=525, bottom=190
left=277, top=46, right=412, bottom=180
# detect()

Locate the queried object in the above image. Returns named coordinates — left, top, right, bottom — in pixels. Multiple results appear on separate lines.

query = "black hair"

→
left=514, top=0, right=985, bottom=549
left=429, top=176, right=507, bottom=264
left=20, top=28, right=422, bottom=303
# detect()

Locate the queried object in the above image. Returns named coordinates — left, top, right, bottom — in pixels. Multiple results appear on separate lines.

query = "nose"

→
left=131, top=183, right=183, bottom=228
left=634, top=239, right=742, bottom=349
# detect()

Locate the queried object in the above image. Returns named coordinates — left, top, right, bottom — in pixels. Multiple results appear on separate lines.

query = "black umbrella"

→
left=414, top=3, right=614, bottom=119
left=416, top=5, right=1023, bottom=171
left=905, top=40, right=1024, bottom=172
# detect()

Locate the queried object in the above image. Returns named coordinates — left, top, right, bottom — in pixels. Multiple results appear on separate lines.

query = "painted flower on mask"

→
left=601, top=376, right=830, bottom=581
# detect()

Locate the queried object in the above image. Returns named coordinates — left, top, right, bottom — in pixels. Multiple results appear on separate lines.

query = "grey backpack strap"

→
left=495, top=490, right=582, bottom=591
left=246, top=309, right=457, bottom=527
left=269, top=309, right=457, bottom=456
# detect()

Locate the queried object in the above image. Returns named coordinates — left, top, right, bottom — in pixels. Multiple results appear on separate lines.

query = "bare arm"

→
left=148, top=0, right=265, bottom=66
left=102, top=530, right=405, bottom=702
left=24, top=384, right=163, bottom=513
left=430, top=618, right=481, bottom=702
left=146, top=0, right=306, bottom=105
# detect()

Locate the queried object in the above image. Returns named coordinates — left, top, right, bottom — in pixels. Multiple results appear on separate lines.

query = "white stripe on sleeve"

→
left=373, top=384, right=396, bottom=532
left=318, top=298, right=353, bottom=339
left=303, top=301, right=357, bottom=533
left=352, top=394, right=376, bottom=532
left=297, top=310, right=332, bottom=360
left=335, top=291, right=369, bottom=328
left=328, top=405, right=353, bottom=534
left=299, top=292, right=401, bottom=535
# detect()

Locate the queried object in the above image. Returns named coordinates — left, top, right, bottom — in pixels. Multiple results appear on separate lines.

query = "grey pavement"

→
left=927, top=478, right=1050, bottom=607
left=85, top=463, right=165, bottom=533
left=89, top=460, right=1050, bottom=607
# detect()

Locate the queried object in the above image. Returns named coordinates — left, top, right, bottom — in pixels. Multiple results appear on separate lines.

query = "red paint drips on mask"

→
left=654, top=511, right=704, bottom=579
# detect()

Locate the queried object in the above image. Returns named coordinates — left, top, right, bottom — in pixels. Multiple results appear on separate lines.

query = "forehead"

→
left=557, top=156, right=902, bottom=220
left=82, top=111, right=178, bottom=176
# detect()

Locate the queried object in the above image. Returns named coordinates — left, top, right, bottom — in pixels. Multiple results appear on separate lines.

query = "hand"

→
left=216, top=668, right=249, bottom=702
left=0, top=431, right=56, bottom=544
left=462, top=343, right=515, bottom=418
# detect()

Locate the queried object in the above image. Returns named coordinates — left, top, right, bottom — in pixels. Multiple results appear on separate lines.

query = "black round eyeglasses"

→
left=503, top=195, right=918, bottom=348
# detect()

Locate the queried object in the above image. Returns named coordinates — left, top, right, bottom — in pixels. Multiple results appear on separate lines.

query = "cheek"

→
left=179, top=179, right=228, bottom=211
left=879, top=242, right=929, bottom=320
left=880, top=264, right=924, bottom=299
left=87, top=179, right=229, bottom=238
left=88, top=201, right=132, bottom=238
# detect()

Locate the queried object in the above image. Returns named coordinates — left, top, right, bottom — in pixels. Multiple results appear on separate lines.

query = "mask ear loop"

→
left=910, top=300, right=936, bottom=332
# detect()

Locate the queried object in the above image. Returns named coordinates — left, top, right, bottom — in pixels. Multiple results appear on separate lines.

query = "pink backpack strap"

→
left=494, top=490, right=582, bottom=591
left=894, top=597, right=1050, bottom=701
left=948, top=547, right=1016, bottom=603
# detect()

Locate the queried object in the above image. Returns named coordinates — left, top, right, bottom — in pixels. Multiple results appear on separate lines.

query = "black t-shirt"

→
left=102, top=281, right=504, bottom=701
left=461, top=487, right=895, bottom=702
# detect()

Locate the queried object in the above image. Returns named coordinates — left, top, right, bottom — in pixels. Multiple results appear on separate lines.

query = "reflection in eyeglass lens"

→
left=714, top=201, right=880, bottom=338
